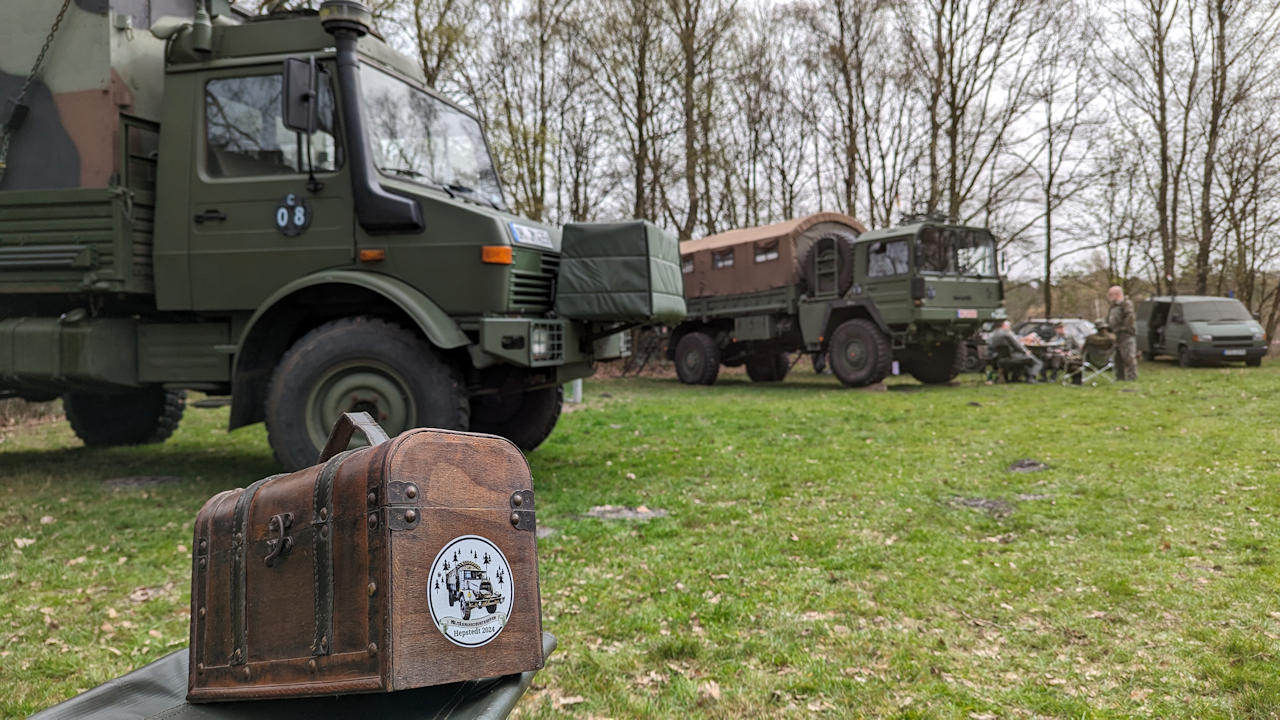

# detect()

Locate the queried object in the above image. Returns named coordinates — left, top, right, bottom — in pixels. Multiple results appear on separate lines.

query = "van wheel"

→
left=1246, top=356, right=1262, bottom=367
left=265, top=317, right=468, bottom=471
left=471, top=386, right=563, bottom=452
left=746, top=352, right=790, bottom=382
left=1143, top=350, right=1156, bottom=361
left=828, top=319, right=891, bottom=387
left=905, top=343, right=962, bottom=384
left=1177, top=345, right=1193, bottom=368
left=674, top=332, right=720, bottom=385
left=64, top=387, right=186, bottom=447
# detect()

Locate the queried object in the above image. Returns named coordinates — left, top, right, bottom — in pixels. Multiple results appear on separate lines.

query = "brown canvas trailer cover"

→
left=680, top=213, right=867, bottom=299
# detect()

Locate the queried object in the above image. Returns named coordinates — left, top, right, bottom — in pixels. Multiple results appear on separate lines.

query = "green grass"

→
left=3, top=361, right=1280, bottom=717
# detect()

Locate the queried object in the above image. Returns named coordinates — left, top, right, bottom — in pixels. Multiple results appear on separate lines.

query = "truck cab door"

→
left=861, top=238, right=911, bottom=326
left=186, top=65, right=352, bottom=311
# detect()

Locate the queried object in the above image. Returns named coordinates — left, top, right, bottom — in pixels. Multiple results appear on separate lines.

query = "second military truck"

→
left=0, top=1, right=683, bottom=469
left=669, top=213, right=1005, bottom=387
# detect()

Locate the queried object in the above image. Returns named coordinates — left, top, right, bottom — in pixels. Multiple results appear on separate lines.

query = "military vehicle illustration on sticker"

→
left=0, top=0, right=684, bottom=470
left=446, top=560, right=503, bottom=620
left=670, top=213, right=1006, bottom=387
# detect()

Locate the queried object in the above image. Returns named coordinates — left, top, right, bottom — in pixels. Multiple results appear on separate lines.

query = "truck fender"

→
left=820, top=299, right=892, bottom=343
left=229, top=270, right=470, bottom=430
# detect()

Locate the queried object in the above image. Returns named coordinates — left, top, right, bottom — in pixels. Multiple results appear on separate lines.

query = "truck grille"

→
left=1212, top=336, right=1254, bottom=346
left=509, top=253, right=559, bottom=312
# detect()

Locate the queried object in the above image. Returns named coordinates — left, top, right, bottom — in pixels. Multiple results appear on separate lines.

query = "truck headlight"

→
left=531, top=326, right=549, bottom=358
left=1193, top=334, right=1212, bottom=343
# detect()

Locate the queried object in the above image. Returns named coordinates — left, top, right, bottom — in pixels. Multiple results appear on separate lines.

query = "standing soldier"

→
left=1107, top=286, right=1138, bottom=380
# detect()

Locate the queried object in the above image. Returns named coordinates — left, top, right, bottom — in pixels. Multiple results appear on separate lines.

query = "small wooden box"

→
left=187, top=414, right=542, bottom=701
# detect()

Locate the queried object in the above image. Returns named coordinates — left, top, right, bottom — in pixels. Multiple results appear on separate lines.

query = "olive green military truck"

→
left=0, top=0, right=683, bottom=470
left=669, top=213, right=1005, bottom=387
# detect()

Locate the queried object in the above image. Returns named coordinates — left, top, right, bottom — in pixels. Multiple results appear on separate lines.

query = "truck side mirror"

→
left=282, top=57, right=319, bottom=135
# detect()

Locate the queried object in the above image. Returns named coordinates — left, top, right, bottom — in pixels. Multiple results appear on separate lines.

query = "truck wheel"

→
left=265, top=317, right=468, bottom=471
left=462, top=607, right=472, bottom=621
left=811, top=352, right=828, bottom=374
left=486, top=604, right=497, bottom=614
left=64, top=387, right=186, bottom=447
left=1177, top=345, right=1193, bottom=368
left=674, top=332, right=720, bottom=385
left=746, top=352, right=790, bottom=382
left=828, top=319, right=891, bottom=387
left=905, top=343, right=962, bottom=384
left=471, top=386, right=563, bottom=452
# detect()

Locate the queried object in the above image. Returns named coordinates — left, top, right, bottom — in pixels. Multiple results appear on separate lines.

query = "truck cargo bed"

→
left=685, top=286, right=799, bottom=319
left=0, top=187, right=154, bottom=295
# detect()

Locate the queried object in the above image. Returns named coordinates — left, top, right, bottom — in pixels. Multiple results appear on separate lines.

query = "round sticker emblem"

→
left=427, top=535, right=513, bottom=647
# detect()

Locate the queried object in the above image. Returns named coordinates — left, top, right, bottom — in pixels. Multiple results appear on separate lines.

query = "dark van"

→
left=1136, top=296, right=1267, bottom=367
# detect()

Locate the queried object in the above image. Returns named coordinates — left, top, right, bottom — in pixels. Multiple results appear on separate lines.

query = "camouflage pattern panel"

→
left=0, top=0, right=176, bottom=190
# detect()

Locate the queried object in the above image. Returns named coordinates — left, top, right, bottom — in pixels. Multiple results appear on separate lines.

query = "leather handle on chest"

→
left=317, top=411, right=390, bottom=464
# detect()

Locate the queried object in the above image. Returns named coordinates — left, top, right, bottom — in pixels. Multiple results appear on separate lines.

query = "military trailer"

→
left=669, top=213, right=1006, bottom=387
left=0, top=1, right=683, bottom=470
left=1136, top=295, right=1267, bottom=367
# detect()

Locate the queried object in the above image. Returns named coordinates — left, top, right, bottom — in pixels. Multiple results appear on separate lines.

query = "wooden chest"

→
left=187, top=413, right=543, bottom=702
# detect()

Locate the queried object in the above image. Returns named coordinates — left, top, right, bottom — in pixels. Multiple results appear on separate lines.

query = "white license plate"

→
left=956, top=309, right=978, bottom=319
left=1223, top=349, right=1246, bottom=356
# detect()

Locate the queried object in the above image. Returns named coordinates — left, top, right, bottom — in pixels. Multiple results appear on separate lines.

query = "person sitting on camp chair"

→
left=986, top=320, right=1043, bottom=383
left=1064, top=321, right=1116, bottom=385
left=1042, top=322, right=1082, bottom=381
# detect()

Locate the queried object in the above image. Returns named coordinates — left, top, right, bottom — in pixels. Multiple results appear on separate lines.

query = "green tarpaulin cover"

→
left=555, top=221, right=685, bottom=325
left=30, top=633, right=555, bottom=720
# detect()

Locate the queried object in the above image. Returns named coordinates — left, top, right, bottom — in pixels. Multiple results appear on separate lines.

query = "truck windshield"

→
left=360, top=66, right=506, bottom=208
left=915, top=227, right=997, bottom=276
left=1185, top=300, right=1252, bottom=322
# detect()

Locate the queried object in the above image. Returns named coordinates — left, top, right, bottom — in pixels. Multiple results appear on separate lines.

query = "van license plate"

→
left=956, top=309, right=977, bottom=319
left=1224, top=349, right=1246, bottom=356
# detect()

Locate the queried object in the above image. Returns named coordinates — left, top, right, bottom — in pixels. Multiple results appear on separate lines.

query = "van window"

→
left=1184, top=299, right=1252, bottom=322
left=205, top=73, right=340, bottom=178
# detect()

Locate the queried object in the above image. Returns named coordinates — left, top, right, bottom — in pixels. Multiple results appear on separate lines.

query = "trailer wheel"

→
left=265, top=317, right=468, bottom=471
left=746, top=352, right=790, bottom=382
left=905, top=343, right=962, bottom=384
left=471, top=385, right=563, bottom=452
left=674, top=332, right=720, bottom=385
left=64, top=387, right=186, bottom=447
left=828, top=319, right=891, bottom=387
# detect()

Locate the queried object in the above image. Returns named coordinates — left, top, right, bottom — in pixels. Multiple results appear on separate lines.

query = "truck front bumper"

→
left=470, top=317, right=629, bottom=381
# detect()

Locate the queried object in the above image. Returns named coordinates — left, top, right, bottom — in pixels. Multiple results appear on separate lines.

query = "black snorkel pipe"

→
left=319, top=1, right=424, bottom=233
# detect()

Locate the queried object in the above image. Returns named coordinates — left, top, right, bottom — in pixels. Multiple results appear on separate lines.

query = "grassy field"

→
left=2, top=360, right=1279, bottom=718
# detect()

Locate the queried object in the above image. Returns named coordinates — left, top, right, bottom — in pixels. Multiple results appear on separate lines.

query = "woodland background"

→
left=257, top=0, right=1280, bottom=329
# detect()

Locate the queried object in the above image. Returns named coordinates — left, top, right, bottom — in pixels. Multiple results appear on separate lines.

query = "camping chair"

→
left=1064, top=334, right=1115, bottom=386
left=986, top=344, right=1036, bottom=383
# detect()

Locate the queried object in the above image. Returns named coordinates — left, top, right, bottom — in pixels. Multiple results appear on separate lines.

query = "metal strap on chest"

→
left=229, top=474, right=283, bottom=666
left=312, top=449, right=356, bottom=656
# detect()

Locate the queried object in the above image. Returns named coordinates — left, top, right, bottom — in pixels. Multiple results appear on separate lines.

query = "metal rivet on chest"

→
left=367, top=643, right=378, bottom=656
left=319, top=507, right=328, bottom=521
left=307, top=659, right=317, bottom=673
left=404, top=509, right=417, bottom=523
left=367, top=491, right=377, bottom=505
left=367, top=581, right=377, bottom=597
left=510, top=512, right=520, bottom=526
left=368, top=513, right=379, bottom=528
left=405, top=484, right=418, bottom=499
left=512, top=493, right=524, bottom=507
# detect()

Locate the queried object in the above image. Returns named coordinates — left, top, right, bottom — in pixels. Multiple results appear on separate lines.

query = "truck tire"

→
left=64, top=387, right=186, bottom=447
left=462, top=607, right=471, bottom=621
left=674, top=332, right=720, bottom=385
left=828, top=319, right=891, bottom=387
left=1177, top=345, right=1193, bottom=368
left=486, top=603, right=497, bottom=614
left=470, top=385, right=563, bottom=452
left=799, top=233, right=857, bottom=296
left=746, top=352, right=790, bottom=382
left=905, top=343, right=962, bottom=384
left=265, top=317, right=468, bottom=471
left=961, top=343, right=986, bottom=373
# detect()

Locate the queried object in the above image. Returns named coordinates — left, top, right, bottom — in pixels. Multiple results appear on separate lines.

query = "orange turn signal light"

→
left=359, top=248, right=386, bottom=262
left=481, top=245, right=513, bottom=265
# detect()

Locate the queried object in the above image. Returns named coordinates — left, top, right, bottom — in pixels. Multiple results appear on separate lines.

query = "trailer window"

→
left=867, top=240, right=909, bottom=277
left=754, top=241, right=779, bottom=263
left=205, top=74, right=340, bottom=178
left=682, top=256, right=693, bottom=274
left=712, top=249, right=734, bottom=269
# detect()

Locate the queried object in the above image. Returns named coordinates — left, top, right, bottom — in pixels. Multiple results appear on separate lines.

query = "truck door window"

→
left=867, top=240, right=909, bottom=277
left=205, top=73, right=339, bottom=178
left=916, top=227, right=996, bottom=276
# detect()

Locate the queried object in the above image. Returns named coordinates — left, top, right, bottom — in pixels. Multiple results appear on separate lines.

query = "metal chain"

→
left=0, top=0, right=75, bottom=183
